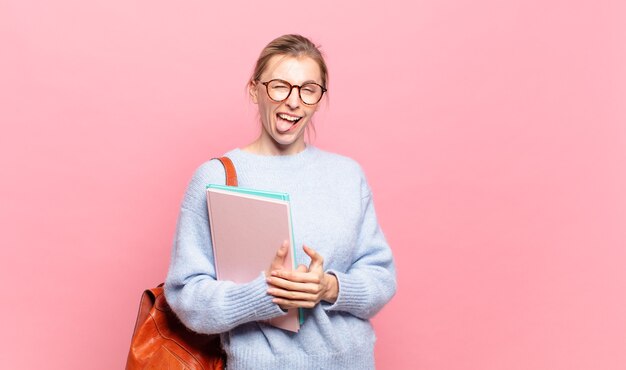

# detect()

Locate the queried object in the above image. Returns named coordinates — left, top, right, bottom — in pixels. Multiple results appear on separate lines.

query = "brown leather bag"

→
left=126, top=157, right=238, bottom=370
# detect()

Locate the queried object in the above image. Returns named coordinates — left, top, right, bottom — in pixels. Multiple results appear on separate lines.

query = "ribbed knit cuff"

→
left=227, top=342, right=375, bottom=370
left=321, top=270, right=371, bottom=314
left=221, top=272, right=286, bottom=328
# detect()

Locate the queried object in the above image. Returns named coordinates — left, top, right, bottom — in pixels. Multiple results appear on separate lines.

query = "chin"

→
left=272, top=136, right=300, bottom=147
left=272, top=132, right=306, bottom=148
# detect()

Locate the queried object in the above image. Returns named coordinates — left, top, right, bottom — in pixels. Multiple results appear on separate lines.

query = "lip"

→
left=276, top=112, right=302, bottom=119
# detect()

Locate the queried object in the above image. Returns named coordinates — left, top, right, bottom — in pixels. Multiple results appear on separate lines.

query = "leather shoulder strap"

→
left=214, top=156, right=238, bottom=187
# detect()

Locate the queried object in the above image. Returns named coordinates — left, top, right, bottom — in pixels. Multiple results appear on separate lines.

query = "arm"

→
left=164, top=162, right=286, bottom=335
left=323, top=187, right=397, bottom=319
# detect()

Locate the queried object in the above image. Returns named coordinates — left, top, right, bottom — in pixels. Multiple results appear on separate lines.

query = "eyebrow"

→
left=273, top=78, right=321, bottom=85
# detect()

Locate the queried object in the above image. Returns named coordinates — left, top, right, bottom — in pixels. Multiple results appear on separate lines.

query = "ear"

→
left=249, top=81, right=259, bottom=104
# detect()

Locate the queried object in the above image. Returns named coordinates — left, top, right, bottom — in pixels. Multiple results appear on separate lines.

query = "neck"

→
left=243, top=135, right=306, bottom=156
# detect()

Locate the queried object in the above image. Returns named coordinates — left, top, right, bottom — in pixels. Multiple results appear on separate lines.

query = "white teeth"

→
left=278, top=113, right=300, bottom=122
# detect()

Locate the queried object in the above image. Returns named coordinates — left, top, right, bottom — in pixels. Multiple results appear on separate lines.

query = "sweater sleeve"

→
left=323, top=175, right=397, bottom=319
left=164, top=160, right=286, bottom=335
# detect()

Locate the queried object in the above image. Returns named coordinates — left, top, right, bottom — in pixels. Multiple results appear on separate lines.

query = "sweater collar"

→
left=231, top=145, right=319, bottom=170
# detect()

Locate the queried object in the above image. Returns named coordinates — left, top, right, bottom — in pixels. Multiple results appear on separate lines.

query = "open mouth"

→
left=276, top=113, right=302, bottom=133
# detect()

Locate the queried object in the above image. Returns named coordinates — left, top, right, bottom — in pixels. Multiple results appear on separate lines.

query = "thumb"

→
left=303, top=245, right=324, bottom=271
left=268, top=240, right=289, bottom=274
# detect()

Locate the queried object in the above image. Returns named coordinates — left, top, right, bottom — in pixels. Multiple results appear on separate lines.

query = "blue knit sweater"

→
left=164, top=145, right=396, bottom=369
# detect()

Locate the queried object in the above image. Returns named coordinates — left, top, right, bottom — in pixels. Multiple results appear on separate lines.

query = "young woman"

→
left=165, top=34, right=396, bottom=369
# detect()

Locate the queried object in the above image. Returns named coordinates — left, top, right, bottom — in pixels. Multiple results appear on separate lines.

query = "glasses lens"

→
left=300, top=83, right=323, bottom=105
left=267, top=80, right=291, bottom=102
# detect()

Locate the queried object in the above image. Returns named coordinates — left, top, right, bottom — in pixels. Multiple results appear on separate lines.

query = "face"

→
left=249, top=55, right=324, bottom=154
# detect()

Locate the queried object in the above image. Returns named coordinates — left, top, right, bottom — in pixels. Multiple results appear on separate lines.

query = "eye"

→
left=269, top=80, right=290, bottom=90
left=301, top=84, right=319, bottom=94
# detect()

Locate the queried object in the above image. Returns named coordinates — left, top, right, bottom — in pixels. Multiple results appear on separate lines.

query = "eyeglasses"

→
left=259, top=79, right=327, bottom=105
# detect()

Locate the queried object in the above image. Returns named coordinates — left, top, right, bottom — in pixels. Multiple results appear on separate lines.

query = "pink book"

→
left=206, top=184, right=301, bottom=332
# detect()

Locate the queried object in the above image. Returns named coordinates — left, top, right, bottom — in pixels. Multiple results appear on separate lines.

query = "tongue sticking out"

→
left=276, top=115, right=298, bottom=134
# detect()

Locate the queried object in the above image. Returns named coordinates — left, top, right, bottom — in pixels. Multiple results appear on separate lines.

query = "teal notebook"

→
left=206, top=184, right=305, bottom=328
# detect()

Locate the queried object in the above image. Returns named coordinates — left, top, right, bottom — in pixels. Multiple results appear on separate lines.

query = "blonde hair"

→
left=250, top=34, right=328, bottom=89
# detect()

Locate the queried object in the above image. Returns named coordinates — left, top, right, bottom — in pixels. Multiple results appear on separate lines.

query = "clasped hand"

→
left=265, top=241, right=338, bottom=309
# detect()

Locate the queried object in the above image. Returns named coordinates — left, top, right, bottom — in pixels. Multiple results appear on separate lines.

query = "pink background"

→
left=1, top=1, right=625, bottom=369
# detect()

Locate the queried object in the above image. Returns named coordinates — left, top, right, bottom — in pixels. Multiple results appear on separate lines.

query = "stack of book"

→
left=206, top=184, right=303, bottom=332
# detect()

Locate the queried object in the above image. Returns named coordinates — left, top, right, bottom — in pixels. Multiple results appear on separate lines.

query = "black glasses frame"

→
left=259, top=79, right=327, bottom=105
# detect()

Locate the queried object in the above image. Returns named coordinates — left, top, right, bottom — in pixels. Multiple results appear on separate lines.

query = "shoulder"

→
left=178, top=154, right=234, bottom=213
left=312, top=146, right=365, bottom=175
left=194, top=158, right=227, bottom=183
left=311, top=147, right=372, bottom=196
left=186, top=153, right=236, bottom=192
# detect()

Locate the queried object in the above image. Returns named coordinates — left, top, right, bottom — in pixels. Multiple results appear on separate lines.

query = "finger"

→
left=267, top=286, right=319, bottom=301
left=268, top=240, right=289, bottom=273
left=269, top=270, right=321, bottom=284
left=303, top=245, right=324, bottom=270
left=271, top=297, right=317, bottom=309
left=296, top=264, right=308, bottom=273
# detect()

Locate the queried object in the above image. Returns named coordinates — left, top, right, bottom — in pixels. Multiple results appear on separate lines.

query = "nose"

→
left=285, top=86, right=301, bottom=109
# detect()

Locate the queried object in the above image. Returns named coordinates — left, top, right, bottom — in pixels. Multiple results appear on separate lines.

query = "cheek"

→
left=258, top=101, right=277, bottom=126
left=257, top=98, right=270, bottom=114
left=303, top=108, right=316, bottom=120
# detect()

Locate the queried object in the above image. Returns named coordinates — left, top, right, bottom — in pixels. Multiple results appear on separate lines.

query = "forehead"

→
left=261, top=55, right=322, bottom=84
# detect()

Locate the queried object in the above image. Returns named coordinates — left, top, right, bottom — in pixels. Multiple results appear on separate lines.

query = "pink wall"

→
left=1, top=1, right=625, bottom=369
